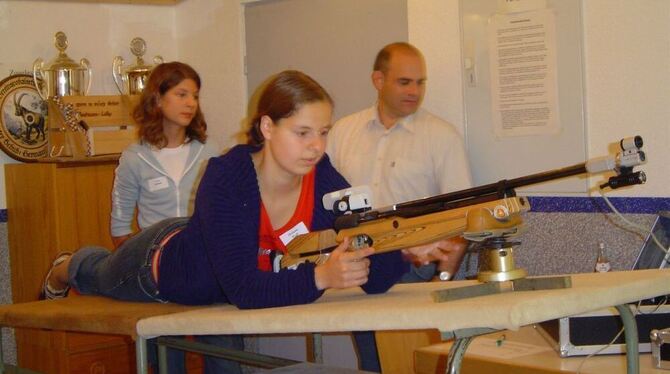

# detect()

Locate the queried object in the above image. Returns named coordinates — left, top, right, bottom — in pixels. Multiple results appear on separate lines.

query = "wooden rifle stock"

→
left=281, top=144, right=646, bottom=269
left=280, top=196, right=529, bottom=269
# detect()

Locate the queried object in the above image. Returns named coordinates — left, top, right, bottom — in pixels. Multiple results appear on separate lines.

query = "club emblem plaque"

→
left=0, top=74, right=49, bottom=161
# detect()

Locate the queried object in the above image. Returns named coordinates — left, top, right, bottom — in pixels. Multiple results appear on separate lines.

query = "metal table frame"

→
left=129, top=304, right=640, bottom=374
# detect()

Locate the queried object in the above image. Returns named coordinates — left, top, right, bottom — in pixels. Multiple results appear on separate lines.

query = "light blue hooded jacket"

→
left=111, top=140, right=220, bottom=237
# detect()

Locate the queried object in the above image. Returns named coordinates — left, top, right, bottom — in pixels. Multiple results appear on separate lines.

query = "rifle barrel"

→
left=395, top=162, right=587, bottom=210
left=334, top=163, right=587, bottom=230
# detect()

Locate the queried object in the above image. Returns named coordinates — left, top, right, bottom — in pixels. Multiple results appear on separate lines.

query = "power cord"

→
left=576, top=324, right=625, bottom=374
left=597, top=189, right=669, bottom=256
left=575, top=298, right=668, bottom=373
left=575, top=188, right=669, bottom=372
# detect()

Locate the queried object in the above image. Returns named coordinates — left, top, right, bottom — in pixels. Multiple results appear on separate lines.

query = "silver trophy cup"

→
left=33, top=31, right=92, bottom=100
left=113, top=37, right=163, bottom=95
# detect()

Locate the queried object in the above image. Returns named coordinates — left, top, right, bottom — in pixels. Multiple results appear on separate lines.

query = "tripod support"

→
left=433, top=238, right=572, bottom=303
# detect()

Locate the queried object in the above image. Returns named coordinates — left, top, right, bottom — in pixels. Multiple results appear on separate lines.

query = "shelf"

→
left=44, top=0, right=181, bottom=5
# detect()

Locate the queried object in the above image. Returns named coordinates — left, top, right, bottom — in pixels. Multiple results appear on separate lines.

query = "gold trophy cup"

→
left=33, top=31, right=92, bottom=100
left=112, top=37, right=163, bottom=95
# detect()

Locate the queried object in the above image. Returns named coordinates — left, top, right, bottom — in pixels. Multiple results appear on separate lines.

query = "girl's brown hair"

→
left=133, top=62, right=207, bottom=148
left=247, top=70, right=333, bottom=146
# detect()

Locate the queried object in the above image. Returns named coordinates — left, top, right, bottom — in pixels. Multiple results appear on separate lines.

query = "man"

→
left=327, top=42, right=473, bottom=372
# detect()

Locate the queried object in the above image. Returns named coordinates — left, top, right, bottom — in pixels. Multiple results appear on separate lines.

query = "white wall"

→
left=0, top=0, right=249, bottom=209
left=409, top=0, right=669, bottom=197
left=407, top=0, right=465, bottom=135
left=0, top=0, right=665, bottom=212
left=0, top=1, right=178, bottom=208
left=0, top=2, right=178, bottom=95
left=175, top=0, right=247, bottom=150
left=582, top=0, right=669, bottom=197
left=231, top=0, right=667, bottom=198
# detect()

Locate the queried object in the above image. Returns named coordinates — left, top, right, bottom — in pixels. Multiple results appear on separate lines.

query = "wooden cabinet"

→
left=5, top=160, right=202, bottom=373
left=5, top=160, right=136, bottom=373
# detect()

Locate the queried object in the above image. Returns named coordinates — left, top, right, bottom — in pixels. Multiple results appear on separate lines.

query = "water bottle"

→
left=595, top=242, right=612, bottom=272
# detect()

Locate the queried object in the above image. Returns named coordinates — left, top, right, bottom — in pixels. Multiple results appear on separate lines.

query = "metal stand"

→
left=441, top=307, right=639, bottom=374
left=441, top=328, right=497, bottom=374
left=433, top=239, right=571, bottom=303
left=136, top=337, right=149, bottom=374
left=155, top=336, right=300, bottom=370
left=477, top=239, right=527, bottom=282
left=312, top=333, right=324, bottom=364
left=432, top=239, right=572, bottom=373
left=430, top=240, right=640, bottom=374
left=616, top=304, right=640, bottom=374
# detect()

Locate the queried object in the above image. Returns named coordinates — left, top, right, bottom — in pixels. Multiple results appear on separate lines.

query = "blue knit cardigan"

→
left=158, top=144, right=409, bottom=308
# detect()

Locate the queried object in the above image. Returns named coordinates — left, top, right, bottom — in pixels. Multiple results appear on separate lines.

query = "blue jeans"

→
left=68, top=217, right=188, bottom=301
left=198, top=335, right=244, bottom=374
left=68, top=217, right=242, bottom=373
left=354, top=263, right=437, bottom=372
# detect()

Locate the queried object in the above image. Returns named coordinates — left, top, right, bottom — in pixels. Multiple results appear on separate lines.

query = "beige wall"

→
left=408, top=0, right=465, bottom=135
left=0, top=0, right=670, bottom=208
left=582, top=0, right=669, bottom=196
left=175, top=0, right=247, bottom=149
left=407, top=0, right=669, bottom=197
left=0, top=1, right=179, bottom=208
left=0, top=0, right=667, bottom=203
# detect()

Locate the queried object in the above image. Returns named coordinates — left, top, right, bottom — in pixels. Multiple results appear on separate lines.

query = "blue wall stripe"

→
left=526, top=197, right=670, bottom=214
left=0, top=210, right=6, bottom=223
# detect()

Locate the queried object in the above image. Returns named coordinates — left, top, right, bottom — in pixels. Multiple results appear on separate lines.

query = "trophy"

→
left=33, top=31, right=92, bottom=100
left=112, top=37, right=163, bottom=95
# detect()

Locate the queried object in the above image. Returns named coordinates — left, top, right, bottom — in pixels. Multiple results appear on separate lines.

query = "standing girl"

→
left=111, top=61, right=230, bottom=374
left=111, top=61, right=219, bottom=248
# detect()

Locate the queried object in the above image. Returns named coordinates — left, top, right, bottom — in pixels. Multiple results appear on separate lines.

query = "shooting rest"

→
left=476, top=238, right=528, bottom=282
left=433, top=238, right=572, bottom=303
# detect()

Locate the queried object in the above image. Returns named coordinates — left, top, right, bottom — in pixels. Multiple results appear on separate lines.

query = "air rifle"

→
left=280, top=136, right=647, bottom=275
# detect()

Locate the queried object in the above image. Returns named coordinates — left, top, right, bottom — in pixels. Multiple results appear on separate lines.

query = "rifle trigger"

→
left=351, top=234, right=373, bottom=249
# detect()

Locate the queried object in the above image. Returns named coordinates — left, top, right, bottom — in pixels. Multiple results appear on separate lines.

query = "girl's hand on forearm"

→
left=401, top=239, right=451, bottom=266
left=435, top=237, right=468, bottom=276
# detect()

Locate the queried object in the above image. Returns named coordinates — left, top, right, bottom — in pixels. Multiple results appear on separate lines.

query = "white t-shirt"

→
left=327, top=106, right=472, bottom=208
left=152, top=142, right=191, bottom=186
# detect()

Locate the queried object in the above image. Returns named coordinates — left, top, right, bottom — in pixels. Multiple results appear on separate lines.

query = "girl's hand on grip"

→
left=314, top=237, right=374, bottom=290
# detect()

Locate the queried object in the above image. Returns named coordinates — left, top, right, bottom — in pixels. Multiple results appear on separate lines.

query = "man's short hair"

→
left=373, top=42, right=423, bottom=73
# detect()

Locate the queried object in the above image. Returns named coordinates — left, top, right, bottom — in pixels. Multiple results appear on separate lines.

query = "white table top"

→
left=136, top=269, right=670, bottom=338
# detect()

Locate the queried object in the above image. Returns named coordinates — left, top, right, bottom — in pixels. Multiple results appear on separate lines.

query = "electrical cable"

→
left=575, top=297, right=668, bottom=373
left=597, top=189, right=669, bottom=256
left=575, top=187, right=669, bottom=372
left=576, top=324, right=626, bottom=374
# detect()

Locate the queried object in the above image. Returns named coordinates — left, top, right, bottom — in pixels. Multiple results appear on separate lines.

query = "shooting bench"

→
left=1, top=269, right=669, bottom=374
left=0, top=296, right=202, bottom=373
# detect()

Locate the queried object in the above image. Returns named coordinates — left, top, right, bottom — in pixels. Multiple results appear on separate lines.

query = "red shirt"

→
left=257, top=170, right=315, bottom=272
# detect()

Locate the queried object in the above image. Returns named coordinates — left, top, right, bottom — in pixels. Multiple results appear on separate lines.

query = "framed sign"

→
left=0, top=74, right=49, bottom=161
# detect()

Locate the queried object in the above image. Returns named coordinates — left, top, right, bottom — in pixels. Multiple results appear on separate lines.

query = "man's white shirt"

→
left=327, top=105, right=472, bottom=208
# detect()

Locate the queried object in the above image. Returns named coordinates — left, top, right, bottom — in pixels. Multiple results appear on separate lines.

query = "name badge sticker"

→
left=147, top=176, right=169, bottom=192
left=279, top=221, right=309, bottom=246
